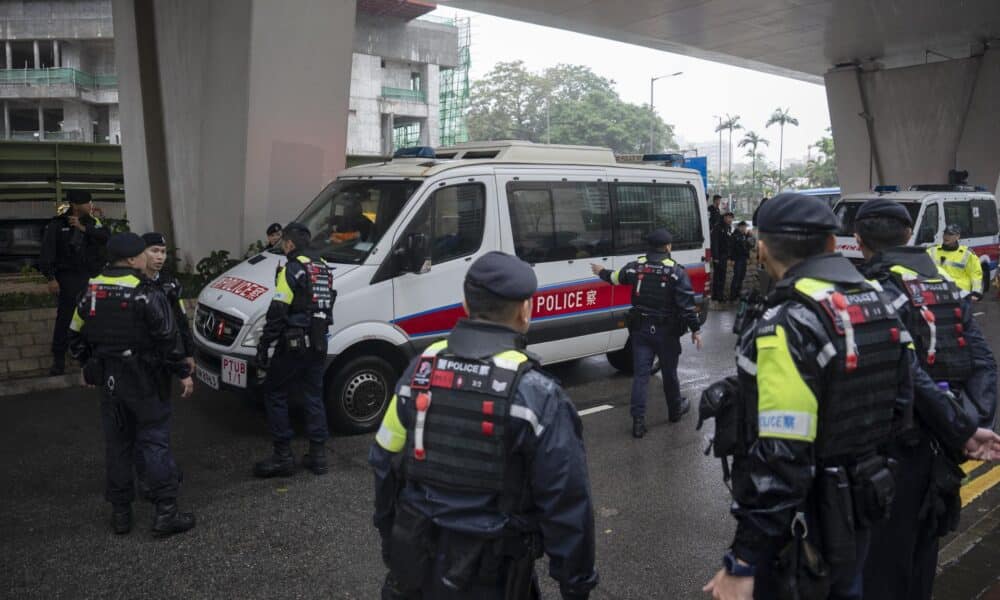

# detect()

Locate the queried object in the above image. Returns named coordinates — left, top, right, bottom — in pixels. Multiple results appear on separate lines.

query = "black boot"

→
left=48, top=355, right=65, bottom=376
left=301, top=441, right=328, bottom=475
left=669, top=397, right=691, bottom=423
left=111, top=504, right=132, bottom=535
left=253, top=443, right=295, bottom=478
left=632, top=416, right=647, bottom=439
left=151, top=500, right=195, bottom=538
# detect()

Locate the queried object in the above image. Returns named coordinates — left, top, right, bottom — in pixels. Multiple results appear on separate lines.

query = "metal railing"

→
left=381, top=86, right=426, bottom=102
left=0, top=68, right=118, bottom=89
left=9, top=130, right=84, bottom=141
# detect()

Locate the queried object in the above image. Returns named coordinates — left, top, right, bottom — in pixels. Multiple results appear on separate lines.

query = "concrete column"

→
left=2, top=101, right=9, bottom=140
left=53, top=40, right=60, bottom=67
left=37, top=103, right=44, bottom=139
left=33, top=40, right=40, bottom=68
left=3, top=42, right=10, bottom=69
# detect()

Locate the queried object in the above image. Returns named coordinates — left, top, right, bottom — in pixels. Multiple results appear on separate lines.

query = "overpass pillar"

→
left=112, top=0, right=356, bottom=265
left=826, top=48, right=1000, bottom=194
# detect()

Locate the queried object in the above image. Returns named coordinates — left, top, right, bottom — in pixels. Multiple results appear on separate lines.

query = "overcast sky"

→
left=432, top=6, right=832, bottom=164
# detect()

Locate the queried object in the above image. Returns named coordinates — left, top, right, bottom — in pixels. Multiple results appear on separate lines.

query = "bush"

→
left=0, top=292, right=58, bottom=311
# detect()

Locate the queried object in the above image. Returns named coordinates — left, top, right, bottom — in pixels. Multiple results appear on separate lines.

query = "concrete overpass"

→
left=114, top=0, right=1000, bottom=261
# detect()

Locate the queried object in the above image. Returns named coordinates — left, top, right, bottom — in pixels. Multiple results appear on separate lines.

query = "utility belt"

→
left=83, top=347, right=158, bottom=388
left=387, top=501, right=541, bottom=599
left=626, top=308, right=686, bottom=336
left=280, top=326, right=312, bottom=353
left=282, top=316, right=330, bottom=354
left=920, top=438, right=964, bottom=538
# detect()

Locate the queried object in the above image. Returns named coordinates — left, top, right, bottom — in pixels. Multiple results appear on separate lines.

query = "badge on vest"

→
left=410, top=358, right=434, bottom=390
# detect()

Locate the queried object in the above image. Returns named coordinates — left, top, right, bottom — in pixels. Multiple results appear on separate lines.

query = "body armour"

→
left=631, top=255, right=680, bottom=315
left=79, top=273, right=154, bottom=351
left=785, top=277, right=903, bottom=461
left=287, top=254, right=336, bottom=350
left=887, top=266, right=973, bottom=384
left=403, top=340, right=534, bottom=500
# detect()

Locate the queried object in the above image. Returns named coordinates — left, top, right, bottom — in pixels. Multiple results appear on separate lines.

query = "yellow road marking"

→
left=961, top=465, right=1000, bottom=507
left=962, top=460, right=984, bottom=475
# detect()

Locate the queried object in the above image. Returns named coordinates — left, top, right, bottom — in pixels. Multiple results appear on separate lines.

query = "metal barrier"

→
left=0, top=68, right=117, bottom=89
left=381, top=86, right=427, bottom=102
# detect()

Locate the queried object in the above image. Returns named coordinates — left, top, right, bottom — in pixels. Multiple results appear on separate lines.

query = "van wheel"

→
left=606, top=337, right=660, bottom=375
left=326, top=355, right=397, bottom=434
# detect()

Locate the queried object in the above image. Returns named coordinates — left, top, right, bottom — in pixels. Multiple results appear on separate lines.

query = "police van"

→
left=833, top=185, right=999, bottom=289
left=193, top=141, right=710, bottom=433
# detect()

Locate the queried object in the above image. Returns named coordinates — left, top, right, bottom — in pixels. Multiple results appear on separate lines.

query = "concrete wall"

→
left=61, top=99, right=94, bottom=140
left=0, top=0, right=113, bottom=40
left=354, top=13, right=458, bottom=68
left=348, top=53, right=383, bottom=156
left=827, top=48, right=1000, bottom=193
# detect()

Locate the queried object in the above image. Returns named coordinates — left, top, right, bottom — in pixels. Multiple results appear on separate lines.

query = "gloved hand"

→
left=256, top=344, right=270, bottom=369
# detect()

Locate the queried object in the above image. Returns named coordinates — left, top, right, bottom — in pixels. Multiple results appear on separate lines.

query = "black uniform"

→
left=701, top=194, right=913, bottom=600
left=150, top=271, right=194, bottom=358
left=710, top=220, right=732, bottom=301
left=860, top=246, right=996, bottom=597
left=597, top=230, right=700, bottom=434
left=68, top=260, right=192, bottom=533
left=40, top=208, right=109, bottom=367
left=729, top=227, right=754, bottom=299
left=370, top=252, right=598, bottom=600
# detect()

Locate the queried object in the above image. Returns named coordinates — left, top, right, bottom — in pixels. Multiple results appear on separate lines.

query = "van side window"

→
left=404, top=183, right=486, bottom=264
left=944, top=202, right=972, bottom=236
left=612, top=183, right=702, bottom=253
left=970, top=199, right=998, bottom=237
left=916, top=203, right=938, bottom=244
left=507, top=183, right=612, bottom=263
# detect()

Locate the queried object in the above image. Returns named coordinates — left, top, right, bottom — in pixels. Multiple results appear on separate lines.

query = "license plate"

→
left=195, top=363, right=219, bottom=390
left=221, top=355, right=248, bottom=388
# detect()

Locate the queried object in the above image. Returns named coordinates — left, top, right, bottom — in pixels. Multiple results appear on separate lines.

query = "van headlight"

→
left=241, top=317, right=266, bottom=348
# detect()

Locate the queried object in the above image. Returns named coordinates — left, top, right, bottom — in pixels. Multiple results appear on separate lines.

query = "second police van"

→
left=833, top=184, right=1000, bottom=292
left=193, top=141, right=712, bottom=433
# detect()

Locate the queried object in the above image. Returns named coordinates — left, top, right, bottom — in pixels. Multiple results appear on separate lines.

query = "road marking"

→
left=973, top=312, right=984, bottom=317
left=961, top=465, right=1000, bottom=507
left=681, top=375, right=711, bottom=386
left=962, top=460, right=983, bottom=475
left=578, top=404, right=614, bottom=416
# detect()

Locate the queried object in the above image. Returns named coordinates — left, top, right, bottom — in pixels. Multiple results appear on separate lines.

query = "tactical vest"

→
left=790, top=278, right=903, bottom=462
left=631, top=256, right=678, bottom=314
left=888, top=266, right=973, bottom=383
left=403, top=342, right=533, bottom=502
left=82, top=273, right=153, bottom=351
left=288, top=255, right=335, bottom=319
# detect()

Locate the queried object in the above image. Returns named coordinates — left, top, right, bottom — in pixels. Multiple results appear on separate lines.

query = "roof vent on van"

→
left=434, top=140, right=617, bottom=165
left=462, top=150, right=501, bottom=159
left=873, top=185, right=900, bottom=193
left=909, top=184, right=977, bottom=192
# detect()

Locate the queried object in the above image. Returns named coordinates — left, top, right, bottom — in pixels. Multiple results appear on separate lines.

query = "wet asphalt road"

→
left=1, top=305, right=998, bottom=599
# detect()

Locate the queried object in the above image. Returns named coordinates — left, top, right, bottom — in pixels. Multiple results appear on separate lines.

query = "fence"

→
left=381, top=86, right=426, bottom=103
left=0, top=68, right=118, bottom=89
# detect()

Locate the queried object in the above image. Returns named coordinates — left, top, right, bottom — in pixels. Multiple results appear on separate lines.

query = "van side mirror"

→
left=395, top=232, right=430, bottom=274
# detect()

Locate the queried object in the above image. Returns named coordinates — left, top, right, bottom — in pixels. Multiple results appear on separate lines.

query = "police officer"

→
left=711, top=212, right=735, bottom=301
left=265, top=223, right=283, bottom=249
left=40, top=189, right=110, bottom=375
left=370, top=251, right=598, bottom=600
left=853, top=199, right=1000, bottom=599
left=928, top=224, right=984, bottom=299
left=142, top=233, right=194, bottom=372
left=254, top=222, right=335, bottom=478
left=702, top=193, right=913, bottom=600
left=590, top=228, right=702, bottom=439
left=67, top=232, right=195, bottom=537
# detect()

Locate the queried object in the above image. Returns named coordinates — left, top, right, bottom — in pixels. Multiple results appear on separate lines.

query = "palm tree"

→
left=714, top=113, right=742, bottom=193
left=738, top=131, right=769, bottom=195
left=766, top=107, right=799, bottom=190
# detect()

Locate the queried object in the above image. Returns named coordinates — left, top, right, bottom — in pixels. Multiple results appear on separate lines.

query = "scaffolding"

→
left=438, top=17, right=470, bottom=147
left=392, top=122, right=421, bottom=150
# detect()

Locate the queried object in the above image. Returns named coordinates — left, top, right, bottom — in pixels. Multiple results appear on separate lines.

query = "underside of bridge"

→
left=115, top=1, right=1000, bottom=259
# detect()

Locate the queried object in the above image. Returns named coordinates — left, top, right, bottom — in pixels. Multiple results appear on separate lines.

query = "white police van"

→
left=833, top=185, right=999, bottom=289
left=193, top=141, right=710, bottom=433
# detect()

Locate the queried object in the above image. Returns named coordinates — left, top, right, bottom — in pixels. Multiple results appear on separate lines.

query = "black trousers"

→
left=863, top=437, right=938, bottom=600
left=52, top=270, right=90, bottom=359
left=730, top=257, right=748, bottom=299
left=99, top=360, right=179, bottom=505
left=712, top=259, right=728, bottom=300
left=263, top=349, right=329, bottom=444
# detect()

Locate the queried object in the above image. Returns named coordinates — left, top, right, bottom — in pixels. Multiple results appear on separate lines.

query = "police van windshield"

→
left=293, top=179, right=421, bottom=264
left=834, top=200, right=920, bottom=236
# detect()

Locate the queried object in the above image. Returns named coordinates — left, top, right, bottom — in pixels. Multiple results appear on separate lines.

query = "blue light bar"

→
left=393, top=146, right=436, bottom=159
left=873, top=185, right=900, bottom=193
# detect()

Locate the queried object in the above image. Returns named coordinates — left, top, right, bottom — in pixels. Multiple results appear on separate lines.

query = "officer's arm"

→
left=730, top=308, right=819, bottom=566
left=68, top=301, right=90, bottom=363
left=84, top=217, right=110, bottom=244
left=961, top=307, right=998, bottom=428
left=171, top=281, right=195, bottom=357
left=523, top=380, right=599, bottom=598
left=673, top=268, right=701, bottom=333
left=907, top=348, right=975, bottom=453
left=39, top=221, right=58, bottom=280
left=598, top=261, right=636, bottom=286
left=968, top=251, right=984, bottom=295
left=144, top=290, right=191, bottom=378
left=260, top=265, right=295, bottom=349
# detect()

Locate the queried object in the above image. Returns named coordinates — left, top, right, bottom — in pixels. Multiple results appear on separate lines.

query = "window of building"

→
left=507, top=182, right=612, bottom=263
left=404, top=183, right=486, bottom=264
left=612, top=183, right=702, bottom=253
left=410, top=72, right=421, bottom=92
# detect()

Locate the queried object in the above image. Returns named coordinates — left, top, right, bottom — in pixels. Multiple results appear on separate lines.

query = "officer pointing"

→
left=370, top=251, right=599, bottom=599
left=702, top=193, right=913, bottom=600
left=68, top=232, right=195, bottom=538
left=590, top=228, right=702, bottom=439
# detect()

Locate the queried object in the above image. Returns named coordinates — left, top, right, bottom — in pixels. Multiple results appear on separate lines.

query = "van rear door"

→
left=498, top=170, right=616, bottom=363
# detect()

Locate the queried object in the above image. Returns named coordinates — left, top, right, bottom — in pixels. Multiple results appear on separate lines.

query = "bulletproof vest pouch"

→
left=631, top=256, right=678, bottom=316
left=293, top=255, right=336, bottom=352
left=82, top=276, right=153, bottom=351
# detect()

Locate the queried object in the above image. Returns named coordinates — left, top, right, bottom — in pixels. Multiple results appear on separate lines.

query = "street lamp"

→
left=649, top=71, right=683, bottom=153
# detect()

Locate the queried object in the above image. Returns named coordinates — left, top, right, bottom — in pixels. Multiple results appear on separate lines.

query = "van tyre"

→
left=326, top=355, right=397, bottom=435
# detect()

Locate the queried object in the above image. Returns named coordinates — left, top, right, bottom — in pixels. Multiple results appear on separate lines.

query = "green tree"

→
left=806, top=128, right=838, bottom=187
left=467, top=62, right=675, bottom=153
left=766, top=107, right=799, bottom=188
left=715, top=114, right=742, bottom=192
left=738, top=131, right=768, bottom=196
